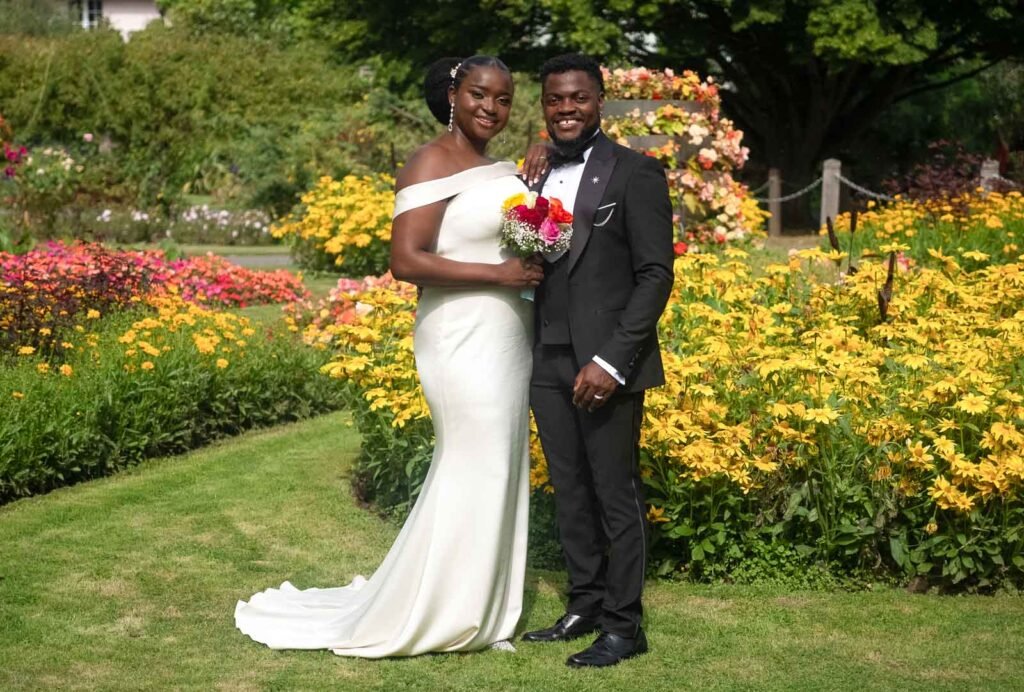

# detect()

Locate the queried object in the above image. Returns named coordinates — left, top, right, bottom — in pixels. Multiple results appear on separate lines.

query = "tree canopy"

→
left=563, top=1, right=1024, bottom=187
left=122, top=1, right=1024, bottom=222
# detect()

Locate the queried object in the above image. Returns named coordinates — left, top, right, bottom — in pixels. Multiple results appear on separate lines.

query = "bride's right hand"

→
left=496, top=256, right=544, bottom=288
left=521, top=143, right=553, bottom=186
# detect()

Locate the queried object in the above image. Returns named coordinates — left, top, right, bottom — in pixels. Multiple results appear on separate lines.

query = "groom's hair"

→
left=539, top=54, right=604, bottom=94
left=423, top=55, right=512, bottom=126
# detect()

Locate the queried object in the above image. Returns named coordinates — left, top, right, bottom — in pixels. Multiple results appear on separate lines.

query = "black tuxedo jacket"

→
left=531, top=132, right=674, bottom=393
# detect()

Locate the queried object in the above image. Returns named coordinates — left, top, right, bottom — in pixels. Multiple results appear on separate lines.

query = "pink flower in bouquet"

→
left=539, top=217, right=562, bottom=246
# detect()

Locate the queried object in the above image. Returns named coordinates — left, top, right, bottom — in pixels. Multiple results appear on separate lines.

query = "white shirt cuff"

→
left=592, top=356, right=626, bottom=386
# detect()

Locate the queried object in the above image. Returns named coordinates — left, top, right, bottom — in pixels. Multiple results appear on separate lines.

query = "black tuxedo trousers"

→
left=531, top=344, right=648, bottom=637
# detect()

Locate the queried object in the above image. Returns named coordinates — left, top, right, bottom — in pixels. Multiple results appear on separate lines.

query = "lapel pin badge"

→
left=591, top=176, right=601, bottom=184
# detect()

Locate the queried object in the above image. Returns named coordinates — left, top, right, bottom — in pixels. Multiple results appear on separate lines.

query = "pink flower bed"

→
left=164, top=253, right=307, bottom=307
left=1, top=242, right=308, bottom=353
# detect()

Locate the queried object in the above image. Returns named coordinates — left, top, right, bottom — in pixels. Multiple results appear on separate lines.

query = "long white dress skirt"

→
left=234, top=162, right=532, bottom=657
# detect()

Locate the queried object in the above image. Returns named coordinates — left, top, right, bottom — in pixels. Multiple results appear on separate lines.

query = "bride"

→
left=234, top=55, right=543, bottom=657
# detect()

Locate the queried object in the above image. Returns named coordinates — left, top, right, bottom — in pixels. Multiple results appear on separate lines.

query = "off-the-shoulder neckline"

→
left=396, top=160, right=517, bottom=194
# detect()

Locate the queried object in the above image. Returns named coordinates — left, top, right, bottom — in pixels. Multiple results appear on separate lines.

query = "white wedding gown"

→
left=234, top=161, right=533, bottom=657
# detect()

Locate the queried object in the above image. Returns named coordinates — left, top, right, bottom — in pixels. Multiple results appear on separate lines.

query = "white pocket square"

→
left=593, top=202, right=616, bottom=227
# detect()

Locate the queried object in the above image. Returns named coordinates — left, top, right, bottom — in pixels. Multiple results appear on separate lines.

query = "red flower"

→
left=673, top=241, right=688, bottom=256
left=547, top=197, right=573, bottom=224
left=513, top=205, right=546, bottom=227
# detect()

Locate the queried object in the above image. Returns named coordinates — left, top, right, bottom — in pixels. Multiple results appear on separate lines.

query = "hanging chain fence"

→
left=752, top=165, right=1019, bottom=207
left=745, top=179, right=770, bottom=195
left=754, top=177, right=822, bottom=203
left=836, top=174, right=895, bottom=201
left=986, top=173, right=1020, bottom=188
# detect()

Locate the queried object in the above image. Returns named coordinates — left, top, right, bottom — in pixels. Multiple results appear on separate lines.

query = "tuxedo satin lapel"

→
left=568, top=134, right=617, bottom=273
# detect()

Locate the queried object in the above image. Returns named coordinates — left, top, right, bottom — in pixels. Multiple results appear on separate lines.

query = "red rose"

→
left=514, top=205, right=545, bottom=227
left=673, top=241, right=688, bottom=256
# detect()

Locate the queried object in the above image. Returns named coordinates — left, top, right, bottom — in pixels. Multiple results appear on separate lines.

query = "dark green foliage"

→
left=0, top=22, right=544, bottom=229
left=0, top=0, right=78, bottom=37
left=345, top=395, right=433, bottom=518
left=0, top=26, right=379, bottom=212
left=150, top=1, right=1024, bottom=231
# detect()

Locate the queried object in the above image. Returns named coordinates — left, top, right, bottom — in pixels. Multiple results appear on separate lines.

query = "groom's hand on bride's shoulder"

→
left=572, top=362, right=616, bottom=411
left=520, top=143, right=553, bottom=186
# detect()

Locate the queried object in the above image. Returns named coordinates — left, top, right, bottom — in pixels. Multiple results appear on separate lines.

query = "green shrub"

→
left=0, top=25, right=546, bottom=238
left=0, top=0, right=78, bottom=36
left=0, top=298, right=343, bottom=502
left=0, top=26, right=371, bottom=216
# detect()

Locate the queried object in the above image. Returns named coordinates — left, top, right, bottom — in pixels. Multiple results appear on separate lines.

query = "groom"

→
left=523, top=54, right=674, bottom=668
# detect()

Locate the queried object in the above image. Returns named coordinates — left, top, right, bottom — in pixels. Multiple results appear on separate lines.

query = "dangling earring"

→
left=447, top=101, right=455, bottom=133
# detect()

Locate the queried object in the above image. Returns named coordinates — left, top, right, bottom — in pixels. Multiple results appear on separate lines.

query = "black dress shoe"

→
left=566, top=630, right=648, bottom=668
left=520, top=613, right=600, bottom=643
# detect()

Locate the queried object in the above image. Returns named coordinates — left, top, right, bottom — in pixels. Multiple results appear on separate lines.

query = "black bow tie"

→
left=548, top=150, right=586, bottom=168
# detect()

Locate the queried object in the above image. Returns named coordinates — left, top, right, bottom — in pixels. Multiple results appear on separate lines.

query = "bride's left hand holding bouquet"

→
left=500, top=192, right=573, bottom=301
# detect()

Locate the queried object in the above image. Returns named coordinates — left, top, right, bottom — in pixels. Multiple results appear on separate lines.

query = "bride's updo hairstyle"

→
left=424, top=55, right=512, bottom=126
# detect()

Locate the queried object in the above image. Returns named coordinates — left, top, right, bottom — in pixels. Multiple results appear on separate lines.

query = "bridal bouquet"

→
left=500, top=192, right=573, bottom=301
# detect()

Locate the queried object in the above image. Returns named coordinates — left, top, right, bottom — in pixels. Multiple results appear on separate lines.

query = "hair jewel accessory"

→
left=447, top=61, right=463, bottom=133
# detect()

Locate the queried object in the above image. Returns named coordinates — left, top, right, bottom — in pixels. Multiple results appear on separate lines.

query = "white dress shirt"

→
left=541, top=141, right=626, bottom=387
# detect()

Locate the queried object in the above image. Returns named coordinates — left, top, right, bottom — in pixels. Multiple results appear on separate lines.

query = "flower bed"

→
left=87, top=205, right=275, bottom=245
left=163, top=252, right=307, bottom=307
left=601, top=67, right=766, bottom=251
left=304, top=200, right=1024, bottom=588
left=0, top=294, right=343, bottom=503
left=602, top=67, right=721, bottom=102
left=272, top=174, right=394, bottom=275
left=286, top=273, right=430, bottom=515
left=640, top=249, right=1024, bottom=587
left=825, top=191, right=1024, bottom=271
left=1, top=242, right=307, bottom=355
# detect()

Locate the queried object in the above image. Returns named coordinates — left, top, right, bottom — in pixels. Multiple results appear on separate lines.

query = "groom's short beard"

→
left=549, top=122, right=600, bottom=159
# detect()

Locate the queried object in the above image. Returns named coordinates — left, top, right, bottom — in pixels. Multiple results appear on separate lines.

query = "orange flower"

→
left=548, top=197, right=574, bottom=224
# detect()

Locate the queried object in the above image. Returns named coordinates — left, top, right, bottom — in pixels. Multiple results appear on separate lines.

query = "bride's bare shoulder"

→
left=396, top=143, right=459, bottom=192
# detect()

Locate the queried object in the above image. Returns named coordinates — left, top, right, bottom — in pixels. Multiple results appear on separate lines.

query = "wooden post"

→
left=768, top=168, right=781, bottom=237
left=980, top=158, right=999, bottom=194
left=819, top=159, right=841, bottom=231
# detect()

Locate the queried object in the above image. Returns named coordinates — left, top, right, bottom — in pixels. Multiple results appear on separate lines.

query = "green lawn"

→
left=2, top=413, right=1023, bottom=691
